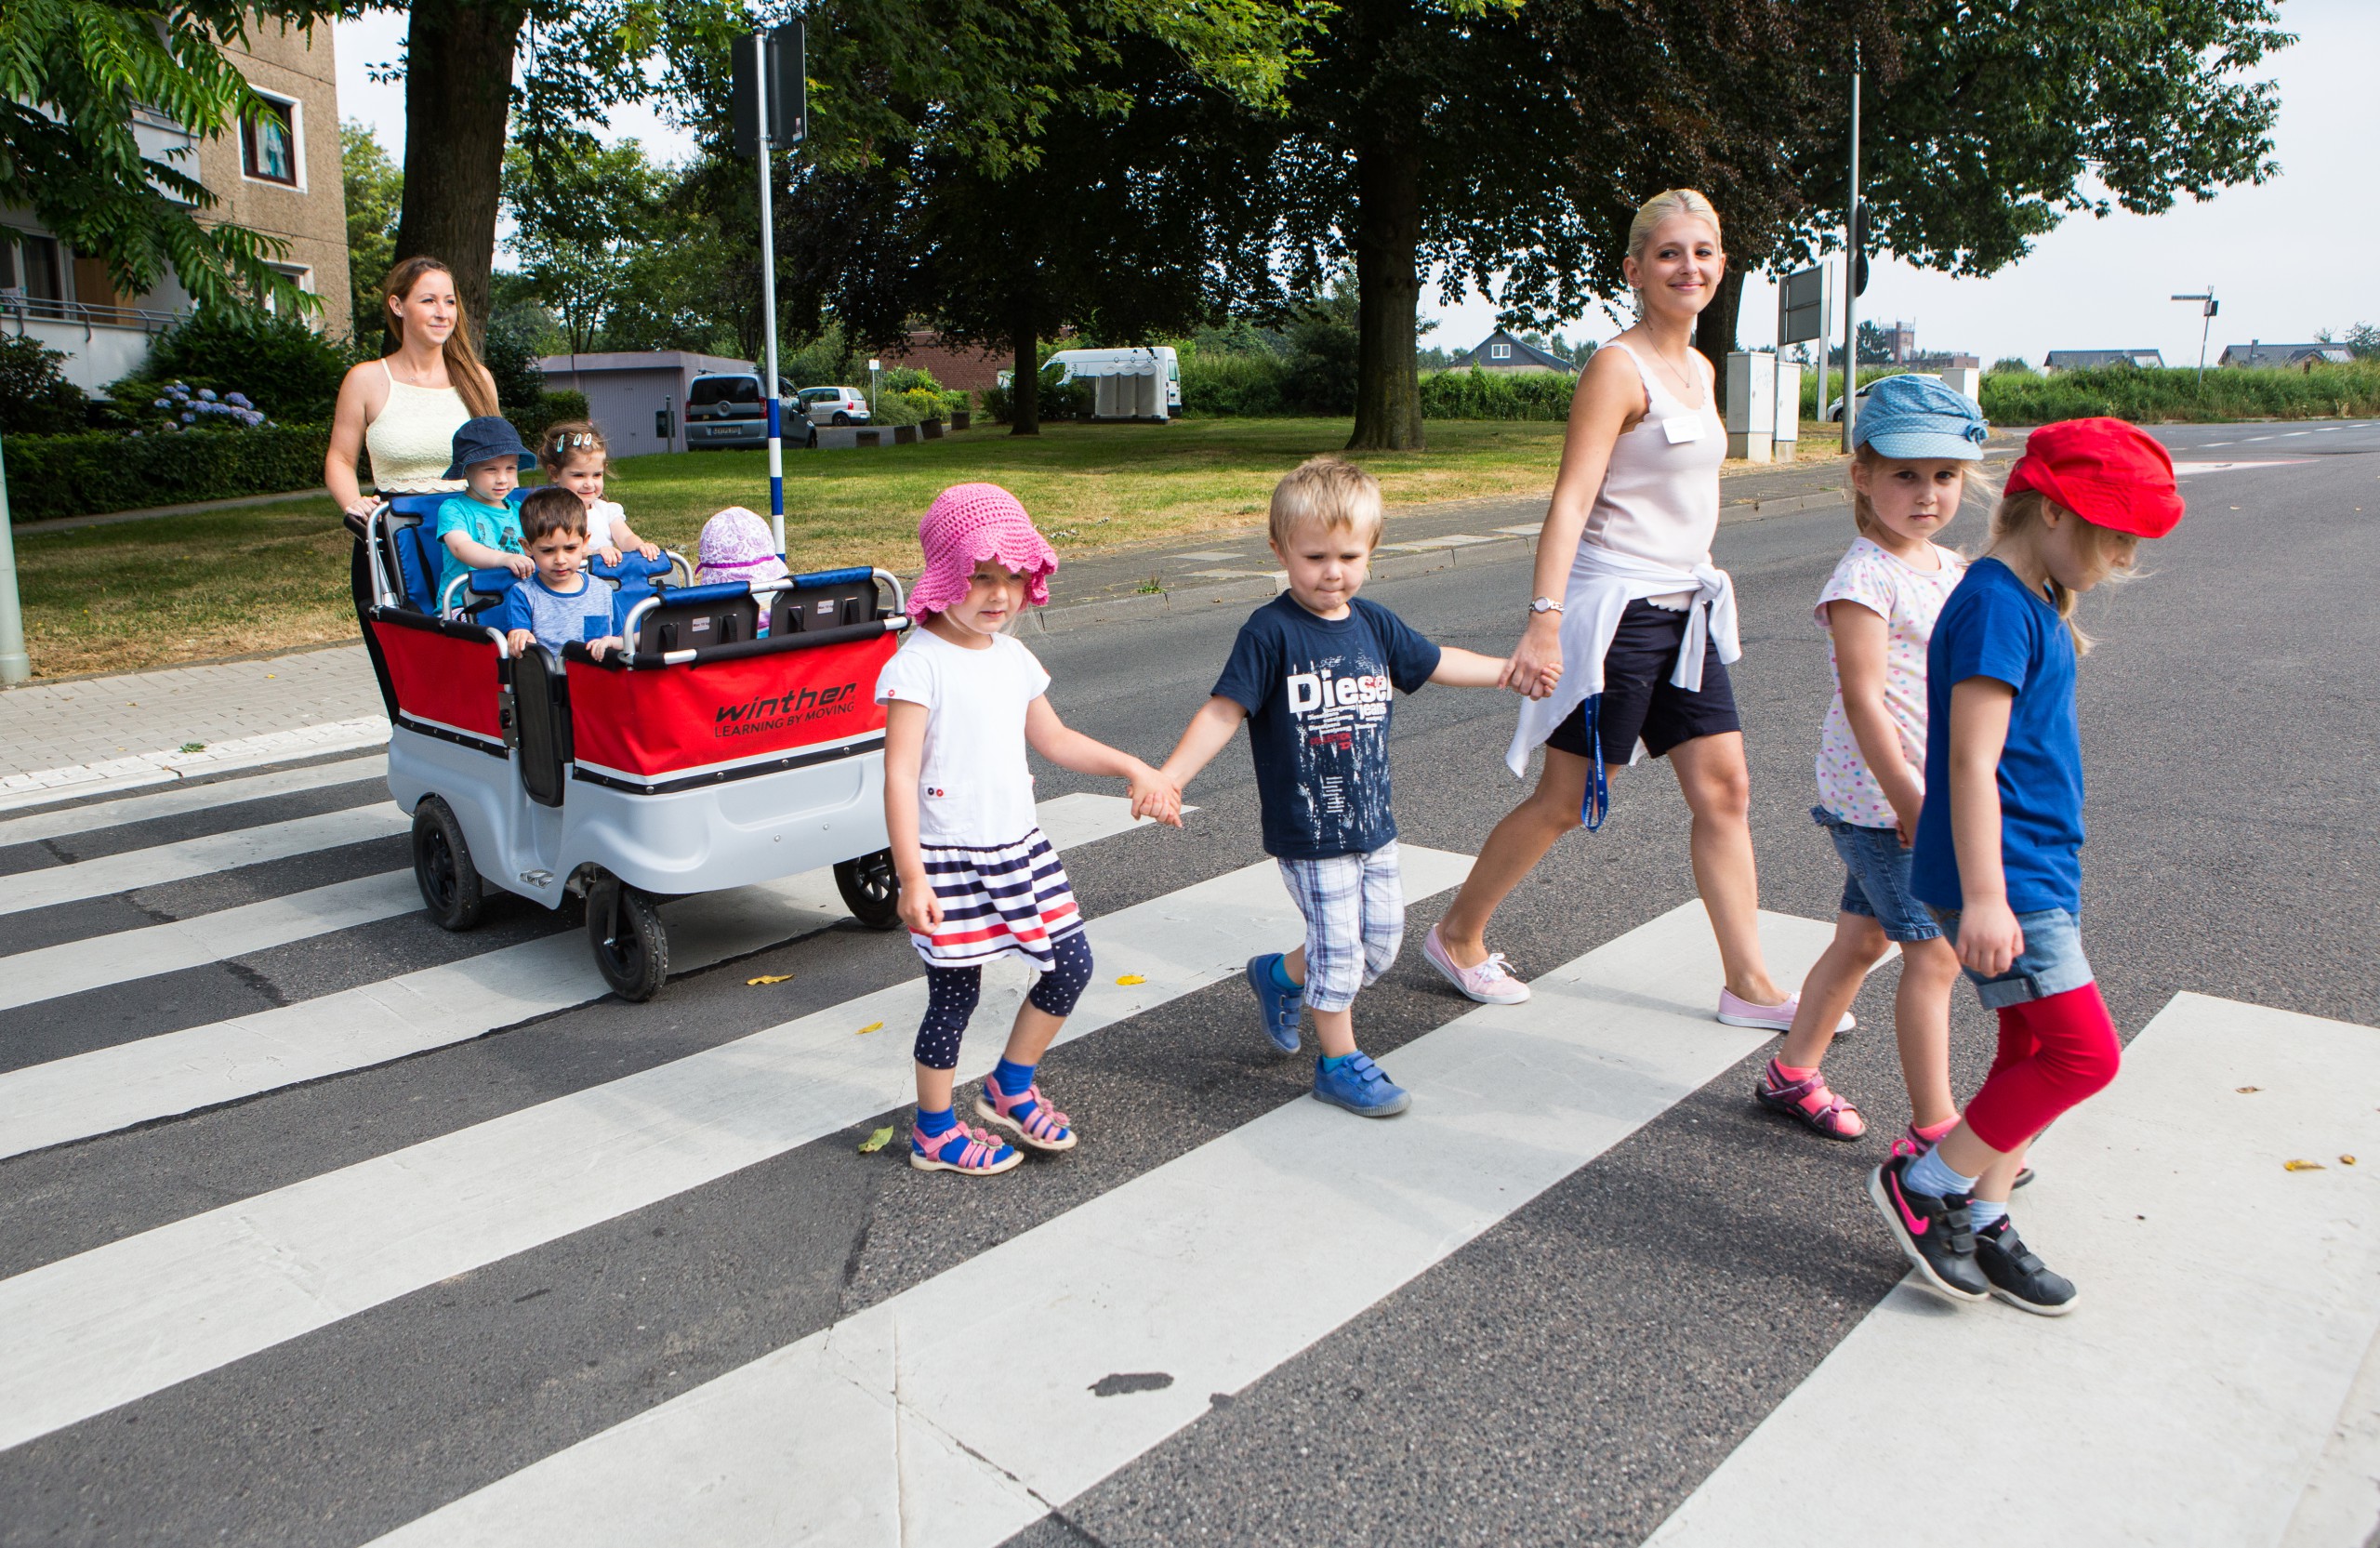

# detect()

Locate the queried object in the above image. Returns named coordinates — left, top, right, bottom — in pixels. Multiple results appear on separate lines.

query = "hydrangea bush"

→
left=135, top=380, right=272, bottom=433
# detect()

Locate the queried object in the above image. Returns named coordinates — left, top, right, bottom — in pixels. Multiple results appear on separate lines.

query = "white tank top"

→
left=1580, top=340, right=1726, bottom=581
left=364, top=359, right=471, bottom=494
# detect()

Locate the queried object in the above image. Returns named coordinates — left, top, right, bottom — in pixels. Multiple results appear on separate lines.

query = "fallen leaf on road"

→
left=1116, top=974, right=1147, bottom=986
left=855, top=1021, right=883, bottom=1035
left=857, top=1126, right=894, bottom=1155
left=2283, top=1159, right=2326, bottom=1171
left=2236, top=1086, right=2261, bottom=1093
left=747, top=973, right=792, bottom=986
left=2343, top=1156, right=2359, bottom=1166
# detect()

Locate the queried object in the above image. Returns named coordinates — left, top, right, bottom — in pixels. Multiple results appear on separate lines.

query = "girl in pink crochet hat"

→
left=876, top=483, right=1181, bottom=1177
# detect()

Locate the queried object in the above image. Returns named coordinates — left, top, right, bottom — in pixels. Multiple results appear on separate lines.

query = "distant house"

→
left=1448, top=328, right=1579, bottom=374
left=884, top=329, right=1007, bottom=393
left=2043, top=350, right=2165, bottom=371
left=2217, top=340, right=2353, bottom=369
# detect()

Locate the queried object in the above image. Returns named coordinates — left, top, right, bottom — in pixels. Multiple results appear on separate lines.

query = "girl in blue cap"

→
left=1757, top=374, right=1986, bottom=1148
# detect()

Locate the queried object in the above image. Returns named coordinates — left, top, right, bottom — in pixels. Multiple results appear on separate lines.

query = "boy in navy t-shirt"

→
left=1159, top=456, right=1515, bottom=1117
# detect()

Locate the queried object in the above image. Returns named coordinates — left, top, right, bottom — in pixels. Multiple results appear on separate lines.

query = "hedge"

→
left=513, top=389, right=591, bottom=444
left=1978, top=361, right=2380, bottom=424
left=1419, top=368, right=1577, bottom=420
left=7, top=424, right=334, bottom=523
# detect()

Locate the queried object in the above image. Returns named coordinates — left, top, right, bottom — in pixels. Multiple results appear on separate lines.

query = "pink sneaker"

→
left=1715, top=987, right=1854, bottom=1035
left=1421, top=924, right=1529, bottom=1005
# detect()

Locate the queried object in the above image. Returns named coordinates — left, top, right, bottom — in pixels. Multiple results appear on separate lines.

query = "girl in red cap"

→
left=878, top=483, right=1181, bottom=1176
left=1869, top=418, right=2184, bottom=1315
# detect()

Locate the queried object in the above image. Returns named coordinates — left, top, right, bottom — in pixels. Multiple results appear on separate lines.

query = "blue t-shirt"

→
left=433, top=496, right=523, bottom=601
left=1911, top=558, right=2084, bottom=914
left=488, top=574, right=627, bottom=655
left=1211, top=593, right=1442, bottom=860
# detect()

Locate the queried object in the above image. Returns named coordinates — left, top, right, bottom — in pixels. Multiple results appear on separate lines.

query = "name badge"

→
left=1661, top=415, right=1705, bottom=444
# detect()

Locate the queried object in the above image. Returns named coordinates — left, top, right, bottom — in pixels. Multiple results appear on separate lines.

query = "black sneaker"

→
left=1867, top=1155, right=1989, bottom=1303
left=1973, top=1218, right=2079, bottom=1316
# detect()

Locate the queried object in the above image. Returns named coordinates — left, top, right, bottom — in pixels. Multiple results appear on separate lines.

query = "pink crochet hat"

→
left=909, top=483, right=1059, bottom=615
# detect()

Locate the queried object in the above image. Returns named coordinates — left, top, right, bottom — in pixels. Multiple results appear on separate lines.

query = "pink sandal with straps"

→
left=910, top=1119, right=1023, bottom=1175
left=974, top=1079, right=1078, bottom=1153
left=1752, top=1057, right=1866, bottom=1141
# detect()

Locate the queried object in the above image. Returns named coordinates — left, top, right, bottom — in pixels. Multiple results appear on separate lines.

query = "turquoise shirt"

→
left=434, top=495, right=522, bottom=602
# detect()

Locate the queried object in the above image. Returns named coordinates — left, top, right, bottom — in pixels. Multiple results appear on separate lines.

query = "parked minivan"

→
left=683, top=372, right=793, bottom=451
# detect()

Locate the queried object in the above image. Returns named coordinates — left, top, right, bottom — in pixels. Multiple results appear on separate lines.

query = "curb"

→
left=0, top=716, right=390, bottom=814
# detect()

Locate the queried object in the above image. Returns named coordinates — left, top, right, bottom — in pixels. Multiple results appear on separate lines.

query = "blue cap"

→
left=1852, top=374, right=1987, bottom=461
left=443, top=416, right=538, bottom=480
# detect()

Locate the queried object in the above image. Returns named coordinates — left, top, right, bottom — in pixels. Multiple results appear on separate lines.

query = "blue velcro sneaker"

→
left=1312, top=1052, right=1410, bottom=1118
left=1853, top=374, right=1987, bottom=462
left=1246, top=954, right=1303, bottom=1054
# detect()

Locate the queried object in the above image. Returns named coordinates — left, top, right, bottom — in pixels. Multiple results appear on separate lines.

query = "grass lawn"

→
left=11, top=418, right=1576, bottom=680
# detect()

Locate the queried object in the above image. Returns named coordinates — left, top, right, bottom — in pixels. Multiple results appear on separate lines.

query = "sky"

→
left=336, top=0, right=2377, bottom=367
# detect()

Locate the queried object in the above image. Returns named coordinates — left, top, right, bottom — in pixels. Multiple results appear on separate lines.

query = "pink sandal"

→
left=910, top=1119, right=1022, bottom=1175
left=1752, top=1057, right=1865, bottom=1141
left=974, top=1079, right=1078, bottom=1153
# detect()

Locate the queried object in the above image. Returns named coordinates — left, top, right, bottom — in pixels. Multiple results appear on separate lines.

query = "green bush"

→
left=137, top=311, right=352, bottom=421
left=1420, top=368, right=1578, bottom=420
left=7, top=423, right=332, bottom=523
left=1978, top=361, right=2380, bottom=424
left=1180, top=352, right=1290, bottom=417
left=0, top=335, right=90, bottom=435
left=984, top=360, right=1090, bottom=424
left=516, top=390, right=590, bottom=445
left=481, top=317, right=552, bottom=421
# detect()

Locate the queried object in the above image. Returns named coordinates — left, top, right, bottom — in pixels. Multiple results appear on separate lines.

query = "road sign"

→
left=1778, top=265, right=1827, bottom=345
left=731, top=22, right=806, bottom=159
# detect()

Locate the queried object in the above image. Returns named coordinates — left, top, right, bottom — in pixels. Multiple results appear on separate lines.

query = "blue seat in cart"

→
left=384, top=491, right=525, bottom=615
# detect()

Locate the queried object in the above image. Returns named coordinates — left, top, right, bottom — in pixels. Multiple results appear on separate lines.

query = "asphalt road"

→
left=0, top=423, right=2373, bottom=1545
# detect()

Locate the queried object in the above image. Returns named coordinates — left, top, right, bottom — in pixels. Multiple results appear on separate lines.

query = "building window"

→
left=0, top=231, right=65, bottom=309
left=261, top=262, right=312, bottom=316
left=1490, top=342, right=1511, bottom=360
left=242, top=95, right=298, bottom=185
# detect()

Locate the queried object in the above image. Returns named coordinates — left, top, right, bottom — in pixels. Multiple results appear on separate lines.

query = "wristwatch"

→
left=1528, top=596, right=1565, bottom=615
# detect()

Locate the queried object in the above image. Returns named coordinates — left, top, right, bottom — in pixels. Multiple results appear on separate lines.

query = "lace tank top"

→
left=1580, top=340, right=1726, bottom=575
left=364, top=359, right=471, bottom=494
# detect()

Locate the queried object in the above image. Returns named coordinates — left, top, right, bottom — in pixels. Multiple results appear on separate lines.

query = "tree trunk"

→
left=1346, top=136, right=1424, bottom=452
left=1010, top=313, right=1040, bottom=435
left=1694, top=267, right=1746, bottom=414
left=393, top=0, right=528, bottom=331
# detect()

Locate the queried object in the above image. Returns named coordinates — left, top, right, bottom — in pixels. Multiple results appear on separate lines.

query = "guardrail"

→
left=2, top=294, right=186, bottom=337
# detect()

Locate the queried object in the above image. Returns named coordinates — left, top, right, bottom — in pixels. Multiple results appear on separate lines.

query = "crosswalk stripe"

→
left=0, top=871, right=418, bottom=1012
left=0, top=805, right=408, bottom=917
left=364, top=902, right=1833, bottom=1547
left=0, top=810, right=1382, bottom=1454
left=0, top=793, right=1149, bottom=1161
left=1645, top=991, right=2380, bottom=1547
left=0, top=754, right=388, bottom=850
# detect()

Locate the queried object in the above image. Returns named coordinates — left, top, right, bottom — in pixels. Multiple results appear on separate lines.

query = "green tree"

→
left=342, top=120, right=404, bottom=346
left=501, top=139, right=681, bottom=355
left=0, top=0, right=328, bottom=313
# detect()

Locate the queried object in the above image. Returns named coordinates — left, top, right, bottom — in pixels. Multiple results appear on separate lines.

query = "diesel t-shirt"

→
left=1211, top=593, right=1442, bottom=860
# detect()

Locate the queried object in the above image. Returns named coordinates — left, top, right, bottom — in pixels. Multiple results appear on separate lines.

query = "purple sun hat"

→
left=694, top=507, right=791, bottom=588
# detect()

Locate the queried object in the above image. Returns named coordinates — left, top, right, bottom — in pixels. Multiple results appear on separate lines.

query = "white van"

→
left=999, top=347, right=1182, bottom=418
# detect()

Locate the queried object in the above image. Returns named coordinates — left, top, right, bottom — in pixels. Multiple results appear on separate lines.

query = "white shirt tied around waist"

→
left=1503, top=543, right=1740, bottom=776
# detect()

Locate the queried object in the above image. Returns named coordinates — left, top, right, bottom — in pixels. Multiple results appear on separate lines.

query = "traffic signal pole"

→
left=752, top=34, right=785, bottom=557
left=1841, top=58, right=1861, bottom=452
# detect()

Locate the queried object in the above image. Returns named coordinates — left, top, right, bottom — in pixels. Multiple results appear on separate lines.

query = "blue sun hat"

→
left=1852, top=374, right=1987, bottom=461
left=442, top=416, right=538, bottom=480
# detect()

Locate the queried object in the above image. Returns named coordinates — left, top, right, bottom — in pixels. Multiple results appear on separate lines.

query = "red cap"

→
left=2004, top=417, right=2185, bottom=539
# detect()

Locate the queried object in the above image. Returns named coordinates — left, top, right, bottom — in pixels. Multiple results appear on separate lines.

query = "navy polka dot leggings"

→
left=912, top=931, right=1095, bottom=1070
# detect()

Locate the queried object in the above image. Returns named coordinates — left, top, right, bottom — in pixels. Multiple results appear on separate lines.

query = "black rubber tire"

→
left=586, top=876, right=669, bottom=1000
left=831, top=411, right=851, bottom=426
left=412, top=796, right=484, bottom=931
left=833, top=848, right=903, bottom=931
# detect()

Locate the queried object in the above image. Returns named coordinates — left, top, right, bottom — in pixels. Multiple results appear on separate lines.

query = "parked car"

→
left=683, top=372, right=797, bottom=451
left=794, top=386, right=872, bottom=426
left=1824, top=371, right=1940, bottom=423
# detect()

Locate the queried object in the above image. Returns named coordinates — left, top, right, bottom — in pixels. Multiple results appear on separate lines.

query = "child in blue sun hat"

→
left=432, top=416, right=538, bottom=604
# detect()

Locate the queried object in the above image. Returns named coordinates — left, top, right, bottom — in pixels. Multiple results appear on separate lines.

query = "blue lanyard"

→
left=1579, top=694, right=1608, bottom=832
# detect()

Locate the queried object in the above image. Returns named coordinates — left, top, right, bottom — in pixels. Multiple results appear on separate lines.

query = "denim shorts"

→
left=1812, top=807, right=1940, bottom=944
left=1931, top=905, right=2096, bottom=1010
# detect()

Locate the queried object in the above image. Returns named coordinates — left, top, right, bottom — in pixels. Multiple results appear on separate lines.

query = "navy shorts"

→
left=1545, top=601, right=1740, bottom=764
left=1813, top=806, right=1941, bottom=944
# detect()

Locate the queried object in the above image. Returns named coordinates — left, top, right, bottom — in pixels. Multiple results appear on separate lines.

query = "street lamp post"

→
left=1840, top=56, right=1862, bottom=452
left=2171, top=288, right=2218, bottom=386
left=0, top=430, right=27, bottom=684
left=867, top=358, right=880, bottom=419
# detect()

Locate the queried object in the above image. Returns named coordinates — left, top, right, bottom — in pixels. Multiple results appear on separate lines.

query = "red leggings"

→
left=1962, top=984, right=2122, bottom=1153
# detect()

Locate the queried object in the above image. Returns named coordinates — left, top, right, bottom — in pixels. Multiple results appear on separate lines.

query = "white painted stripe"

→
left=367, top=904, right=1834, bottom=1548
left=1646, top=992, right=2380, bottom=1547
left=0, top=717, right=390, bottom=814
left=0, top=805, right=409, bottom=917
left=0, top=871, right=417, bottom=1012
left=0, top=793, right=1152, bottom=1160
left=0, top=804, right=1331, bottom=1453
left=0, top=755, right=387, bottom=849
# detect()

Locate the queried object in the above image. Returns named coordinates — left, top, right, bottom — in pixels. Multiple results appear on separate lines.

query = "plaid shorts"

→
left=1276, top=841, right=1405, bottom=1012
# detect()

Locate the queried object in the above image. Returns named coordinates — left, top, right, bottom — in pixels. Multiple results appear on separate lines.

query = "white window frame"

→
left=240, top=87, right=304, bottom=191
left=261, top=261, right=313, bottom=316
left=1490, top=341, right=1511, bottom=360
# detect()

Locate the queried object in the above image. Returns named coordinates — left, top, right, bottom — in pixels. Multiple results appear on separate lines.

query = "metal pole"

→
left=1841, top=59, right=1861, bottom=452
left=1812, top=263, right=1829, bottom=443
left=0, top=430, right=28, bottom=683
left=2199, top=287, right=2214, bottom=385
left=753, top=33, right=785, bottom=557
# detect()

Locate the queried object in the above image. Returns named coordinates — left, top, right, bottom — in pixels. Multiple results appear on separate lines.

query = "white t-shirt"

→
left=1814, top=536, right=1965, bottom=829
left=875, top=627, right=1050, bottom=845
left=586, top=498, right=627, bottom=550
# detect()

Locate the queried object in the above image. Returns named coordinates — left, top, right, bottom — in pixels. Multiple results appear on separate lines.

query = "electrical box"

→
left=1725, top=351, right=1776, bottom=463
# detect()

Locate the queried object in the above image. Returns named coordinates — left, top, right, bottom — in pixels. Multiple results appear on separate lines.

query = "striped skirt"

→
left=911, top=827, right=1084, bottom=972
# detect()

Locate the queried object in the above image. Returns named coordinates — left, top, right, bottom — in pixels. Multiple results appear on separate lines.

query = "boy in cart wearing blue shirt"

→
left=488, top=486, right=628, bottom=660
left=1158, top=456, right=1519, bottom=1117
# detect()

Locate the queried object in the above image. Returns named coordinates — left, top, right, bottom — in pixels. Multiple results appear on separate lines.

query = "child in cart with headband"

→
left=1868, top=417, right=2184, bottom=1316
left=879, top=483, right=1181, bottom=1176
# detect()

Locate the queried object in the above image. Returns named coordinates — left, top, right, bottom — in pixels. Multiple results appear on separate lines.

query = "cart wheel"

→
left=833, top=848, right=903, bottom=931
left=412, top=797, right=484, bottom=932
left=587, top=877, right=669, bottom=1000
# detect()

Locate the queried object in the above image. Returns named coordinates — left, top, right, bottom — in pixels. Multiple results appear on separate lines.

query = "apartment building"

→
left=0, top=16, right=350, bottom=395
